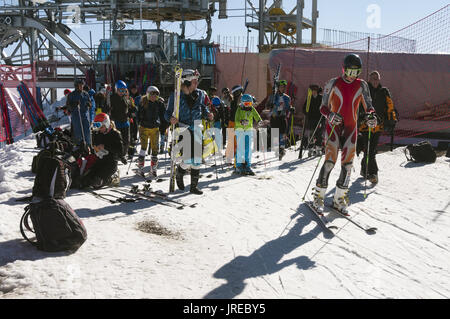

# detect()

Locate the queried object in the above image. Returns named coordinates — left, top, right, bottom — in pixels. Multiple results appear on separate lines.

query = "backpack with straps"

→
left=404, top=141, right=437, bottom=163
left=20, top=198, right=87, bottom=252
left=32, top=150, right=74, bottom=199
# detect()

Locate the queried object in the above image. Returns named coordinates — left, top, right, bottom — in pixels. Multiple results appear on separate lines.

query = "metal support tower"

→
left=245, top=0, right=319, bottom=52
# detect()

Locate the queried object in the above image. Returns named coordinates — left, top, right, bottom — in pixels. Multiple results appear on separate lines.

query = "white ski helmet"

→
left=146, top=86, right=160, bottom=95
left=181, top=69, right=200, bottom=82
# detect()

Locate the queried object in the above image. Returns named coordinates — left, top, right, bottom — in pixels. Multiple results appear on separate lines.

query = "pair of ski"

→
left=88, top=190, right=140, bottom=204
left=305, top=201, right=377, bottom=234
left=117, top=185, right=196, bottom=210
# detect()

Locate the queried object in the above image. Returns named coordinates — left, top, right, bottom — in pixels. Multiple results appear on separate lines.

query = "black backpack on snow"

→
left=32, top=149, right=74, bottom=199
left=405, top=141, right=437, bottom=163
left=20, top=198, right=87, bottom=252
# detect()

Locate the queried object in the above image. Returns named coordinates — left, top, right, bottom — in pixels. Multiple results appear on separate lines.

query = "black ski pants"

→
left=359, top=130, right=381, bottom=176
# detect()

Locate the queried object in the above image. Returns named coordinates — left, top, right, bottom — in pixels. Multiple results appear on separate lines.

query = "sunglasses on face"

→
left=149, top=92, right=159, bottom=96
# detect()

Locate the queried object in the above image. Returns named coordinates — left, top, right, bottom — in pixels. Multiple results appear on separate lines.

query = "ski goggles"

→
left=92, top=121, right=103, bottom=130
left=278, top=80, right=287, bottom=86
left=344, top=67, right=362, bottom=78
left=117, top=88, right=127, bottom=94
left=242, top=101, right=253, bottom=107
left=149, top=91, right=159, bottom=96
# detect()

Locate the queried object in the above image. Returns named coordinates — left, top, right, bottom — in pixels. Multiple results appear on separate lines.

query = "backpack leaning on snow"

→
left=32, top=146, right=74, bottom=199
left=404, top=141, right=436, bottom=163
left=20, top=198, right=87, bottom=252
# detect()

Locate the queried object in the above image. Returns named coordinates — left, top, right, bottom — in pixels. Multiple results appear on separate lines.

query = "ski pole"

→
left=289, top=113, right=296, bottom=148
left=77, top=102, right=88, bottom=149
left=364, top=127, right=372, bottom=199
left=304, top=115, right=324, bottom=151
left=213, top=136, right=219, bottom=181
left=164, top=128, right=168, bottom=175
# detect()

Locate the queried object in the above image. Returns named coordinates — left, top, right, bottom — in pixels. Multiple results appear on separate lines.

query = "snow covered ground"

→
left=0, top=134, right=449, bottom=299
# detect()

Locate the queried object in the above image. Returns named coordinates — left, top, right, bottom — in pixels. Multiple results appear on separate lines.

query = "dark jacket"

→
left=66, top=89, right=91, bottom=115
left=368, top=83, right=391, bottom=123
left=138, top=96, right=167, bottom=129
left=94, top=93, right=108, bottom=114
left=110, top=93, right=132, bottom=124
left=359, top=83, right=397, bottom=133
left=303, top=94, right=323, bottom=128
left=92, top=128, right=123, bottom=162
left=165, top=88, right=210, bottom=131
left=229, top=96, right=240, bottom=123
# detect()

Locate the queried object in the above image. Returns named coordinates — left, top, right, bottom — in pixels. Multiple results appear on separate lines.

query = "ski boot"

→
left=235, top=164, right=245, bottom=175
left=332, top=186, right=350, bottom=215
left=368, top=174, right=378, bottom=184
left=279, top=147, right=286, bottom=160
left=190, top=169, right=203, bottom=195
left=176, top=165, right=186, bottom=190
left=105, top=170, right=120, bottom=187
left=137, top=155, right=145, bottom=169
left=244, top=164, right=255, bottom=176
left=311, top=186, right=326, bottom=213
left=150, top=157, right=158, bottom=178
left=120, top=156, right=128, bottom=165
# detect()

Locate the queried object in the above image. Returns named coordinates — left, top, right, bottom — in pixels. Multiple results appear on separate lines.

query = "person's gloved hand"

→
left=327, top=112, right=343, bottom=126
left=240, top=119, right=249, bottom=126
left=365, top=112, right=378, bottom=129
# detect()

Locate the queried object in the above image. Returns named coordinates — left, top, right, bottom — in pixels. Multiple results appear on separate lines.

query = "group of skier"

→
left=59, top=52, right=397, bottom=215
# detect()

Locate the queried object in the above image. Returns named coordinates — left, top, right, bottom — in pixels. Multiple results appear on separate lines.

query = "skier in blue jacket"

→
left=165, top=69, right=214, bottom=195
left=65, top=78, right=92, bottom=147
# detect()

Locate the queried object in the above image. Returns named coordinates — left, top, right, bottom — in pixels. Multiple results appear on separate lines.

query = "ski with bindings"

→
left=87, top=190, right=140, bottom=204
left=169, top=66, right=183, bottom=193
left=132, top=184, right=197, bottom=208
left=304, top=201, right=338, bottom=233
left=111, top=188, right=183, bottom=210
left=325, top=204, right=377, bottom=234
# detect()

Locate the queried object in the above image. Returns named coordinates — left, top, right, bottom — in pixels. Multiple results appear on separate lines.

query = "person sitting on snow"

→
left=75, top=113, right=123, bottom=189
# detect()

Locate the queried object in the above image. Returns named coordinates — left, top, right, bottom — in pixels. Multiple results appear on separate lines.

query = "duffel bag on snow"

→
left=20, top=198, right=87, bottom=252
left=404, top=141, right=436, bottom=163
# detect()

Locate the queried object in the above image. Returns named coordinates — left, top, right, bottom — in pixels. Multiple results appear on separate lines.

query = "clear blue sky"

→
left=70, top=0, right=449, bottom=50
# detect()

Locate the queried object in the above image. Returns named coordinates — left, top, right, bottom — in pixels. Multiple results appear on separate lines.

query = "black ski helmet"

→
left=231, top=85, right=243, bottom=96
left=343, top=54, right=362, bottom=69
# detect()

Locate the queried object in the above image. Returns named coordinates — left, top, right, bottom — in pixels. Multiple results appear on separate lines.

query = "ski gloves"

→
left=327, top=112, right=343, bottom=126
left=326, top=112, right=378, bottom=129
left=365, top=112, right=378, bottom=129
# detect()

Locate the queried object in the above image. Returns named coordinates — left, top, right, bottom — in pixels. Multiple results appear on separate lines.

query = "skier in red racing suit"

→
left=312, top=54, right=377, bottom=214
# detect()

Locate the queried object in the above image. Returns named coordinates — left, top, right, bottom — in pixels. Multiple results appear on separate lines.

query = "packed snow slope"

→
left=0, top=135, right=449, bottom=299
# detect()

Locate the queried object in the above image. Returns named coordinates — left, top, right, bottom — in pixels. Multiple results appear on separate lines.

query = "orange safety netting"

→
left=269, top=5, right=450, bottom=145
